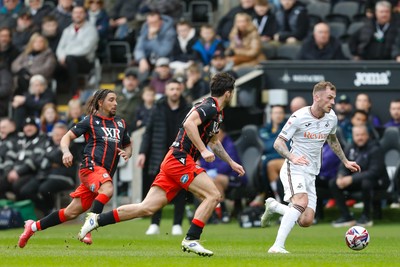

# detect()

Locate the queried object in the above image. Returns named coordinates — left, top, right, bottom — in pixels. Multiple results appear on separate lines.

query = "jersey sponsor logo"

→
left=303, top=131, right=328, bottom=140
left=101, top=127, right=121, bottom=143
left=180, top=174, right=189, bottom=184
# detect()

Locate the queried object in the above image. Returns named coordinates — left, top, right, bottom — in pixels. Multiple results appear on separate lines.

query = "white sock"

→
left=273, top=206, right=301, bottom=248
left=271, top=200, right=289, bottom=215
left=31, top=222, right=37, bottom=232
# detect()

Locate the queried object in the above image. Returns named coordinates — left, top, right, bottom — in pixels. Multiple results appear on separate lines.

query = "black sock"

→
left=98, top=210, right=117, bottom=226
left=40, top=211, right=62, bottom=230
left=185, top=223, right=203, bottom=240
left=220, top=201, right=227, bottom=213
left=91, top=199, right=105, bottom=214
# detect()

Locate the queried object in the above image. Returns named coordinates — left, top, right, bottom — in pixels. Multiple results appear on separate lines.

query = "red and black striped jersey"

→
left=171, top=97, right=223, bottom=161
left=70, top=114, right=131, bottom=177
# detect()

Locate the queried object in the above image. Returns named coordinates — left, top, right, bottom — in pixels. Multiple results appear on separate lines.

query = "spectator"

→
left=365, top=0, right=400, bottom=18
left=315, top=142, right=341, bottom=222
left=0, top=27, right=20, bottom=70
left=0, top=60, right=13, bottom=117
left=149, top=57, right=173, bottom=98
left=66, top=98, right=84, bottom=128
left=384, top=99, right=400, bottom=127
left=134, top=12, right=176, bottom=81
left=134, top=85, right=155, bottom=129
left=350, top=1, right=398, bottom=60
left=169, top=19, right=198, bottom=73
left=250, top=105, right=287, bottom=206
left=184, top=63, right=209, bottom=103
left=289, top=96, right=307, bottom=113
left=108, top=0, right=140, bottom=40
left=0, top=0, right=23, bottom=28
left=84, top=0, right=109, bottom=62
left=355, top=93, right=381, bottom=127
left=139, top=0, right=183, bottom=21
left=208, top=48, right=236, bottom=78
left=56, top=5, right=98, bottom=97
left=11, top=33, right=57, bottom=96
left=40, top=15, right=61, bottom=53
left=49, top=0, right=73, bottom=32
left=341, top=109, right=380, bottom=146
left=297, top=22, right=346, bottom=60
left=274, top=0, right=309, bottom=44
left=217, top=0, right=255, bottom=43
left=0, top=116, right=49, bottom=201
left=330, top=125, right=389, bottom=227
left=0, top=118, right=18, bottom=173
left=114, top=67, right=142, bottom=132
left=12, top=11, right=38, bottom=52
left=136, top=79, right=191, bottom=235
left=252, top=0, right=277, bottom=43
left=22, top=0, right=52, bottom=28
left=225, top=13, right=265, bottom=69
left=11, top=74, right=56, bottom=130
left=39, top=102, right=62, bottom=137
left=192, top=24, right=224, bottom=67
left=200, top=125, right=247, bottom=223
left=335, top=94, right=353, bottom=128
left=35, top=122, right=77, bottom=215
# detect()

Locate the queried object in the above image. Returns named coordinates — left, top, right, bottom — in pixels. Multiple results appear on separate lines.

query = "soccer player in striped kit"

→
left=18, top=89, right=132, bottom=248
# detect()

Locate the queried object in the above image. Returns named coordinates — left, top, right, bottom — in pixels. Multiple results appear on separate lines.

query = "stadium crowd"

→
left=1, top=0, right=400, bottom=228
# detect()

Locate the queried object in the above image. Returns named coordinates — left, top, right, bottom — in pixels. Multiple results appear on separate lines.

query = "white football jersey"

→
left=278, top=106, right=338, bottom=175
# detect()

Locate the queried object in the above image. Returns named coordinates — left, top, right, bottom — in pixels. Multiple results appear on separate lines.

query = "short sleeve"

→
left=195, top=100, right=218, bottom=122
left=70, top=115, right=90, bottom=137
left=279, top=114, right=300, bottom=141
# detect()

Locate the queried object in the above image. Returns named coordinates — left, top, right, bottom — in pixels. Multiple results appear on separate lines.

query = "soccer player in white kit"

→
left=261, top=81, right=361, bottom=253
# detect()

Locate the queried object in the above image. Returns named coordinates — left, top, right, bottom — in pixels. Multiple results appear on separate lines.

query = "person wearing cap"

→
left=114, top=67, right=142, bottom=132
left=149, top=57, right=173, bottom=98
left=0, top=116, right=49, bottom=201
left=12, top=11, right=38, bottom=52
left=208, top=48, right=236, bottom=78
left=334, top=94, right=353, bottom=130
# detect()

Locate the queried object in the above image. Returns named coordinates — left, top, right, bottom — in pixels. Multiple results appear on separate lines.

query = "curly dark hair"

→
left=210, top=72, right=235, bottom=97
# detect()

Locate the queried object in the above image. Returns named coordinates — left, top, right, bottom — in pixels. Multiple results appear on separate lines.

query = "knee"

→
left=297, top=210, right=314, bottom=227
left=98, top=183, right=114, bottom=198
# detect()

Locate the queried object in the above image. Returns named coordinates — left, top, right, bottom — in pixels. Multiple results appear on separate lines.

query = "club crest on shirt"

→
left=117, top=121, right=123, bottom=128
left=90, top=183, right=96, bottom=192
left=180, top=174, right=189, bottom=184
left=102, top=173, right=109, bottom=178
left=96, top=120, right=100, bottom=124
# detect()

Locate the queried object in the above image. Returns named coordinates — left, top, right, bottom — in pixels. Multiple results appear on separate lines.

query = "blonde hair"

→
left=23, top=33, right=49, bottom=55
left=40, top=103, right=59, bottom=133
left=312, top=81, right=336, bottom=95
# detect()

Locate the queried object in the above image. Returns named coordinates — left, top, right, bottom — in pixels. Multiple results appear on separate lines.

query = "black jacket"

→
left=297, top=35, right=346, bottom=60
left=275, top=2, right=309, bottom=42
left=139, top=96, right=191, bottom=176
left=339, top=139, right=389, bottom=189
left=349, top=18, right=399, bottom=60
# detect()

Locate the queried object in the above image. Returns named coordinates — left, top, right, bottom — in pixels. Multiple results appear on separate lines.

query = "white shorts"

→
left=279, top=160, right=317, bottom=212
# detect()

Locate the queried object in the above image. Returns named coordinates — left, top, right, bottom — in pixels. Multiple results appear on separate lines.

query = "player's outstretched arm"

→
left=208, top=137, right=245, bottom=177
left=327, top=134, right=361, bottom=172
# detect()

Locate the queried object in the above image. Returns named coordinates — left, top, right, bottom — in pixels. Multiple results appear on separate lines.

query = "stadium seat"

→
left=275, top=44, right=301, bottom=60
left=234, top=124, right=264, bottom=196
left=307, top=1, right=331, bottom=21
left=106, top=41, right=132, bottom=67
left=327, top=21, right=347, bottom=39
left=188, top=1, right=213, bottom=26
left=331, top=1, right=360, bottom=21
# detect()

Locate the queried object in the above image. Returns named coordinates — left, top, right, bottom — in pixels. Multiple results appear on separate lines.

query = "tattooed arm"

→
left=273, top=136, right=309, bottom=165
left=208, top=136, right=245, bottom=176
left=327, top=133, right=361, bottom=172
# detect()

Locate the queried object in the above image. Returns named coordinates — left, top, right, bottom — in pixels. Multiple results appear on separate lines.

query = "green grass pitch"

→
left=1, top=214, right=400, bottom=267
